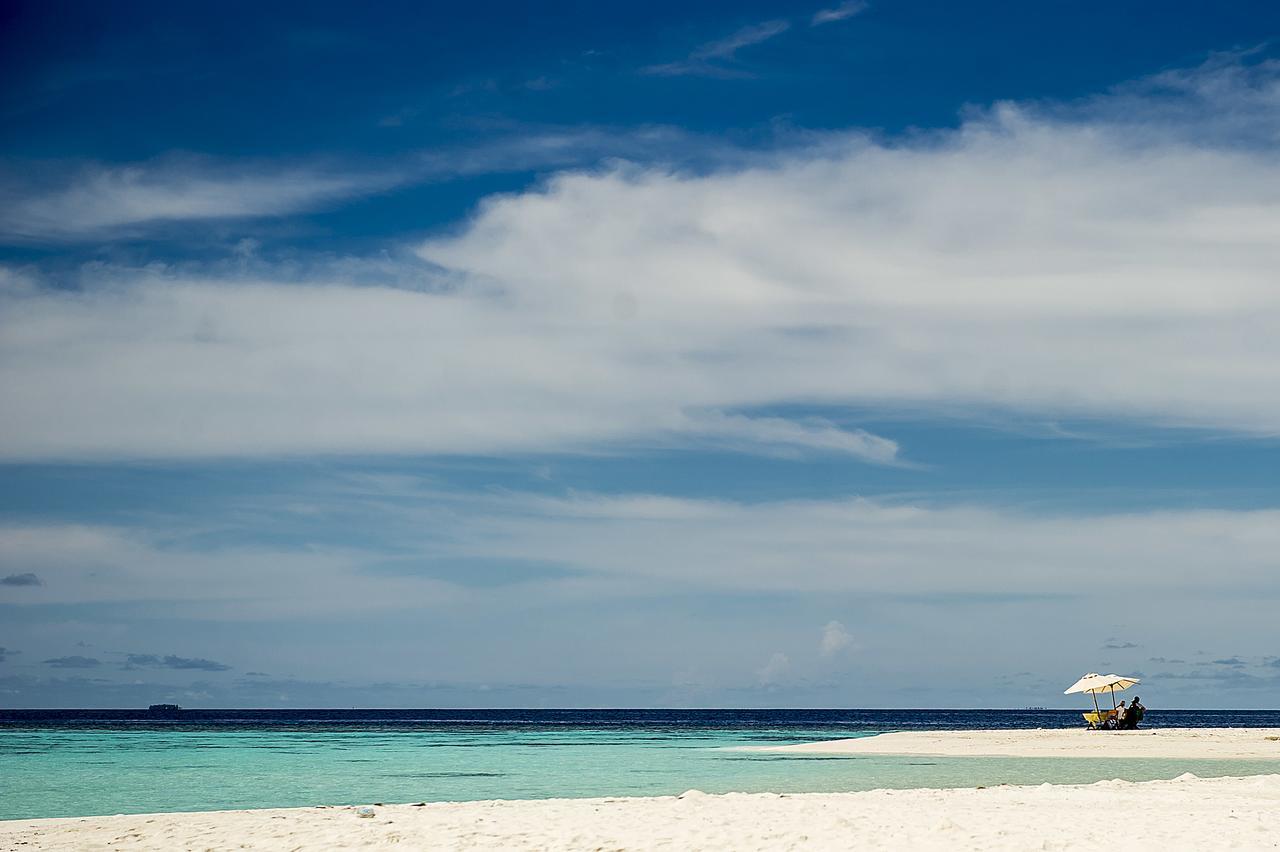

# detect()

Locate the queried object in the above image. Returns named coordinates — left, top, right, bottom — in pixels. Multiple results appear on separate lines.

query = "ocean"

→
left=4, top=709, right=1279, bottom=821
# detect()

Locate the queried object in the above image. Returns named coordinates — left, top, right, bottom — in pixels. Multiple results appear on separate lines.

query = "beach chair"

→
left=1083, top=709, right=1117, bottom=729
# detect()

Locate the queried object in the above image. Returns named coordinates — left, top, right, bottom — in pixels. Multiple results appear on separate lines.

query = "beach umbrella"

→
left=1064, top=672, right=1141, bottom=715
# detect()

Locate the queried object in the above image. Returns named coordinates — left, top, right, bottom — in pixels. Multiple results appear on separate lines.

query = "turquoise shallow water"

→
left=4, top=725, right=1279, bottom=821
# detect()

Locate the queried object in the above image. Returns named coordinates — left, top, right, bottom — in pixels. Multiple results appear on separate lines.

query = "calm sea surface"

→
left=4, top=709, right=1279, bottom=821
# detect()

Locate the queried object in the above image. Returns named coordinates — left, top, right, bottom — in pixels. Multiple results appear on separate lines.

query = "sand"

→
left=762, top=726, right=1280, bottom=759
left=3, top=774, right=1279, bottom=850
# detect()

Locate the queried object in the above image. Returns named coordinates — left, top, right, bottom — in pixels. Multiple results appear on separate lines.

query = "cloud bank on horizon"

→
left=1, top=2, right=1279, bottom=707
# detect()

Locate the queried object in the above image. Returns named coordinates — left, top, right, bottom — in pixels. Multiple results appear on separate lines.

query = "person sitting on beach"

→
left=1127, top=697, right=1145, bottom=729
left=1114, top=701, right=1129, bottom=730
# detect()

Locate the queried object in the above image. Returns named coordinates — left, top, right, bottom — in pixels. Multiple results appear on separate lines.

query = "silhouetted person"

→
left=1127, top=696, right=1145, bottom=729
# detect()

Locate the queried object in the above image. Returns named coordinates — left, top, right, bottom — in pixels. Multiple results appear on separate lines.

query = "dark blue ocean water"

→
left=4, top=709, right=1279, bottom=821
left=6, top=707, right=1280, bottom=730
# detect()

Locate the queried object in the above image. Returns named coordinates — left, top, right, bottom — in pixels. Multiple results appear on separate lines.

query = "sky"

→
left=2, top=0, right=1280, bottom=709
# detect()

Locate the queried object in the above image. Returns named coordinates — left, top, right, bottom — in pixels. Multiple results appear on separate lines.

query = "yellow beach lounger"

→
left=1082, top=709, right=1117, bottom=729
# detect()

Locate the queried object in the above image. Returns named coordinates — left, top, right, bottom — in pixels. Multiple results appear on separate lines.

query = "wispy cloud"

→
left=0, top=127, right=722, bottom=244
left=124, top=654, right=232, bottom=672
left=376, top=106, right=420, bottom=128
left=642, top=19, right=790, bottom=78
left=0, top=523, right=468, bottom=619
left=0, top=671, right=595, bottom=709
left=43, top=655, right=100, bottom=668
left=14, top=495, right=1280, bottom=613
left=678, top=412, right=900, bottom=464
left=0, top=159, right=390, bottom=243
left=1151, top=668, right=1280, bottom=690
left=812, top=1, right=869, bottom=26
left=6, top=490, right=1280, bottom=702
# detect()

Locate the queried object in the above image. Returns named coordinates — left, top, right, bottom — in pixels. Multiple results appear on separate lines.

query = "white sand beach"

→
left=763, top=727, right=1280, bottom=760
left=3, top=773, right=1279, bottom=851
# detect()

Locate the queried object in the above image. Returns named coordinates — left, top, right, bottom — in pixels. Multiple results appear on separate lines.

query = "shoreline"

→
left=4, top=774, right=1280, bottom=850
left=7, top=727, right=1280, bottom=848
left=757, top=726, right=1280, bottom=760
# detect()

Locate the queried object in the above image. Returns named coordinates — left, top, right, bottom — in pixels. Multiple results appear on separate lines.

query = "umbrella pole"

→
left=1092, top=692, right=1100, bottom=716
left=1110, top=686, right=1118, bottom=710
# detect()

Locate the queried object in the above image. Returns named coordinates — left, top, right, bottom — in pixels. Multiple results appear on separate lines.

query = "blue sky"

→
left=2, top=0, right=1280, bottom=708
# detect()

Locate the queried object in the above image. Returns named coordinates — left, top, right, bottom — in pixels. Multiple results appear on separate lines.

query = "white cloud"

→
left=7, top=491, right=1280, bottom=700
left=451, top=493, right=1280, bottom=598
left=756, top=651, right=790, bottom=686
left=0, top=127, right=716, bottom=244
left=820, top=620, right=853, bottom=656
left=16, top=493, right=1280, bottom=616
left=679, top=412, right=899, bottom=462
left=0, top=272, right=899, bottom=461
left=0, top=161, right=388, bottom=242
left=642, top=20, right=791, bottom=78
left=2, top=59, right=1280, bottom=459
left=812, top=1, right=869, bottom=26
left=0, top=266, right=37, bottom=295
left=0, top=523, right=465, bottom=619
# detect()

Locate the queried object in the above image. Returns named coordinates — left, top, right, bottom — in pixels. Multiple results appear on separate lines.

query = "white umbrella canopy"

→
left=1065, top=673, right=1141, bottom=716
left=1064, top=673, right=1141, bottom=695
